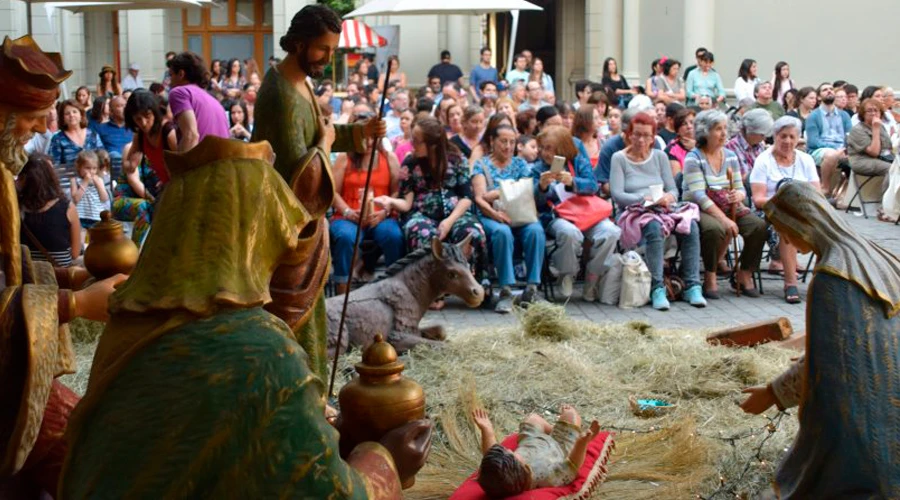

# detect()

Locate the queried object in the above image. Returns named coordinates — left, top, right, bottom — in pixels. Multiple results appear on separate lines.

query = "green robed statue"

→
left=252, top=4, right=385, bottom=382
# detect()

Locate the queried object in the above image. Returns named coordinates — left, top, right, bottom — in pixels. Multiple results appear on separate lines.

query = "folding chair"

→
left=844, top=171, right=885, bottom=219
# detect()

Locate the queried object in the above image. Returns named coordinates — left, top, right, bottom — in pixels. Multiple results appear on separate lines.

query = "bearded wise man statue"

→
left=0, top=35, right=124, bottom=497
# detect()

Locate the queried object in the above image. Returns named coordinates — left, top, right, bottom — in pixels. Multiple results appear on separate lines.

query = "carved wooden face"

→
left=0, top=106, right=52, bottom=173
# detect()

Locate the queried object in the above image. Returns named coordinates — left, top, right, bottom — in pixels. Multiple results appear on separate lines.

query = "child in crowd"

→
left=473, top=406, right=600, bottom=498
left=516, top=135, right=539, bottom=163
left=70, top=149, right=109, bottom=229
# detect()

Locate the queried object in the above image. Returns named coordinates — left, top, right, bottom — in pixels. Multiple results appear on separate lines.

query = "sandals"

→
left=784, top=286, right=801, bottom=304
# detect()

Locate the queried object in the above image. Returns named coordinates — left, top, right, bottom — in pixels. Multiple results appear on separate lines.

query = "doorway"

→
left=491, top=0, right=557, bottom=82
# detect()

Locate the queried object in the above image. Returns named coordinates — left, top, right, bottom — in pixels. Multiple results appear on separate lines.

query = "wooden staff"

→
left=726, top=168, right=741, bottom=296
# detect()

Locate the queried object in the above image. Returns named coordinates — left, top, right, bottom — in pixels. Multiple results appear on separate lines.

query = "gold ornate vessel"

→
left=83, top=211, right=139, bottom=279
left=338, top=335, right=425, bottom=481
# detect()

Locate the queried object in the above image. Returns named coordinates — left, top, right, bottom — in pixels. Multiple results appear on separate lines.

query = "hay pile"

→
left=334, top=303, right=799, bottom=499
left=66, top=304, right=799, bottom=498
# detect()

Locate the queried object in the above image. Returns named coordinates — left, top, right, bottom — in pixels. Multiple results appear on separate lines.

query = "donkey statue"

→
left=325, top=235, right=484, bottom=356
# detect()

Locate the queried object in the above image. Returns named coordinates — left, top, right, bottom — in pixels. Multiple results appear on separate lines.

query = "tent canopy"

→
left=345, top=0, right=541, bottom=17
left=46, top=0, right=206, bottom=11
left=340, top=19, right=388, bottom=49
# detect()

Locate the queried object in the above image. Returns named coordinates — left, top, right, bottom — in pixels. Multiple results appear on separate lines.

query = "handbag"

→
left=691, top=151, right=750, bottom=218
left=553, top=161, right=613, bottom=231
left=482, top=162, right=538, bottom=227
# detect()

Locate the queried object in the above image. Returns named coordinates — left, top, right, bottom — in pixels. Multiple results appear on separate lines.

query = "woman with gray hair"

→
left=683, top=109, right=766, bottom=298
left=749, top=115, right=820, bottom=304
left=725, top=108, right=774, bottom=182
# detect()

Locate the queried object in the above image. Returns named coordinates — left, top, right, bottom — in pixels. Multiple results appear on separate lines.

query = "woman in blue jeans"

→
left=472, top=124, right=545, bottom=313
left=329, top=125, right=404, bottom=295
left=609, top=112, right=705, bottom=310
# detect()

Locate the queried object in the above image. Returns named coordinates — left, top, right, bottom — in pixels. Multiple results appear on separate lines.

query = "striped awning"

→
left=339, top=19, right=388, bottom=49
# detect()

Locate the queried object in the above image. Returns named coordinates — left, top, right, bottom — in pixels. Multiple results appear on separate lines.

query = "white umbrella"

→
left=345, top=0, right=541, bottom=17
left=46, top=0, right=207, bottom=11
left=345, top=0, right=542, bottom=78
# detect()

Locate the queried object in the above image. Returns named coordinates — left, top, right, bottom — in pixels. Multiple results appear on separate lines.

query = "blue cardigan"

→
left=806, top=106, right=852, bottom=151
left=531, top=153, right=598, bottom=227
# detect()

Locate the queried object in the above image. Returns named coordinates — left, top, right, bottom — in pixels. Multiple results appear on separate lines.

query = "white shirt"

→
left=750, top=147, right=819, bottom=199
left=733, top=77, right=758, bottom=103
left=25, top=130, right=54, bottom=155
left=122, top=74, right=144, bottom=91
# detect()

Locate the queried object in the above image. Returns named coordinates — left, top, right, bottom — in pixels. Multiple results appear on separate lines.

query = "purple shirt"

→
left=168, top=84, right=230, bottom=141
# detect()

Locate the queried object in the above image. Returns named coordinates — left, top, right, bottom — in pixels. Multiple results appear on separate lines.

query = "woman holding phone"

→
left=532, top=126, right=619, bottom=301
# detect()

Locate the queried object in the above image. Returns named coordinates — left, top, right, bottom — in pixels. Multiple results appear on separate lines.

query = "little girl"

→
left=71, top=149, right=109, bottom=229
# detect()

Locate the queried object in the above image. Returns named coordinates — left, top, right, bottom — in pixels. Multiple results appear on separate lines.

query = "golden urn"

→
left=83, top=211, right=139, bottom=279
left=338, top=334, right=426, bottom=465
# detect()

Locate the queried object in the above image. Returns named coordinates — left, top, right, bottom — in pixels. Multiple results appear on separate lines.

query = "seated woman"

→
left=112, top=147, right=160, bottom=247
left=473, top=124, right=545, bottom=313
left=750, top=116, right=820, bottom=304
left=227, top=99, right=253, bottom=142
left=374, top=116, right=487, bottom=297
left=533, top=126, right=620, bottom=301
left=847, top=97, right=892, bottom=202
left=682, top=110, right=766, bottom=299
left=469, top=113, right=516, bottom=166
left=665, top=108, right=696, bottom=183
left=16, top=153, right=80, bottom=267
left=609, top=112, right=706, bottom=311
left=572, top=104, right=603, bottom=169
left=331, top=114, right=405, bottom=295
left=390, top=109, right=416, bottom=163
left=124, top=91, right=178, bottom=185
left=450, top=105, right=485, bottom=159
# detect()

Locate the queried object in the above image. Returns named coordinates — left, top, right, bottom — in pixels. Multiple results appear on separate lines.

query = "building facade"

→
left=1, top=0, right=898, bottom=102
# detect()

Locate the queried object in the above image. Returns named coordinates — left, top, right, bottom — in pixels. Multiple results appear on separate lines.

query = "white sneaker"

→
left=559, top=274, right=574, bottom=298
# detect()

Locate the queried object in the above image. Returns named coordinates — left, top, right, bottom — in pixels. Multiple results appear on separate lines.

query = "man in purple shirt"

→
left=167, top=51, right=230, bottom=151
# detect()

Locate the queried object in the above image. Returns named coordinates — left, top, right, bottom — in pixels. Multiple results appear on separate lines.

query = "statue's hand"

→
left=378, top=418, right=433, bottom=486
left=73, top=273, right=128, bottom=322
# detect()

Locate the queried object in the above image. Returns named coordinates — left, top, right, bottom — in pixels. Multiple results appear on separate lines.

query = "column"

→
left=621, top=0, right=639, bottom=81
left=586, top=0, right=621, bottom=81
left=682, top=0, right=715, bottom=67
left=273, top=0, right=314, bottom=58
left=446, top=15, right=468, bottom=71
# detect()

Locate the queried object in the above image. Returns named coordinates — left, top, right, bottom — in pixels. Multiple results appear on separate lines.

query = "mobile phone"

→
left=550, top=155, right=566, bottom=174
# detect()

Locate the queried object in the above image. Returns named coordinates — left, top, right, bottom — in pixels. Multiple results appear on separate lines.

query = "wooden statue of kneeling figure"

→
left=60, top=137, right=431, bottom=499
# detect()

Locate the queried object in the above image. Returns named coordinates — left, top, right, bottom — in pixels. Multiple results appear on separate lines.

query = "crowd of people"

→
left=18, top=43, right=900, bottom=314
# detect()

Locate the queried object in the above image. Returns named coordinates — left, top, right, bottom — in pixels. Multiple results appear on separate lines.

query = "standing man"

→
left=427, top=50, right=463, bottom=87
left=95, top=96, right=132, bottom=175
left=505, top=53, right=529, bottom=86
left=469, top=47, right=498, bottom=100
left=252, top=4, right=385, bottom=384
left=167, top=51, right=230, bottom=151
left=122, top=62, right=144, bottom=91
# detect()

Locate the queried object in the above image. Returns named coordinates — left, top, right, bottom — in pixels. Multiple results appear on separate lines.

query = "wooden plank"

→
left=706, top=317, right=793, bottom=348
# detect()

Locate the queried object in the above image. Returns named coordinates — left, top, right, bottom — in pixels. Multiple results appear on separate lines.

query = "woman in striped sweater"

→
left=682, top=110, right=766, bottom=299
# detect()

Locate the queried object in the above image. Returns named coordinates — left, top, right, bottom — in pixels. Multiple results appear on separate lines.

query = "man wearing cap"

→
left=427, top=50, right=463, bottom=87
left=122, top=61, right=144, bottom=91
left=0, top=35, right=126, bottom=497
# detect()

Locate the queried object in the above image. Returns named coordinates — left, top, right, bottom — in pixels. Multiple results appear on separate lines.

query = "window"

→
left=182, top=0, right=273, bottom=70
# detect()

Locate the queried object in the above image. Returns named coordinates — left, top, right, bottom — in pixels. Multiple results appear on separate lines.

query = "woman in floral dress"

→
left=375, top=115, right=487, bottom=278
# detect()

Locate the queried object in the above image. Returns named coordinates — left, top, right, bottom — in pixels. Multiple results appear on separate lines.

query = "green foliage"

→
left=318, top=0, right=355, bottom=17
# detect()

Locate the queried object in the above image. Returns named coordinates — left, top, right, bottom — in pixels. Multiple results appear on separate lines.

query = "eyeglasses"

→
left=630, top=132, right=654, bottom=141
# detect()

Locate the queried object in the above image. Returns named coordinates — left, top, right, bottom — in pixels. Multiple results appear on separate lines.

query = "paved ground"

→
left=422, top=211, right=900, bottom=336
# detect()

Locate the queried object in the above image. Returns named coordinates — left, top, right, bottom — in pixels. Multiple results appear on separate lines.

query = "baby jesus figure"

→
left=473, top=406, right=600, bottom=498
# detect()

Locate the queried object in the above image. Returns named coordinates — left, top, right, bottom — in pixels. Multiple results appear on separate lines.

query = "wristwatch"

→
left=343, top=207, right=352, bottom=217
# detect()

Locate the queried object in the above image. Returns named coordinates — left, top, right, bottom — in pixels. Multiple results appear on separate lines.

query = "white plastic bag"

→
left=618, top=251, right=651, bottom=309
left=498, top=178, right=538, bottom=227
left=882, top=157, right=900, bottom=220
left=599, top=253, right=625, bottom=305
